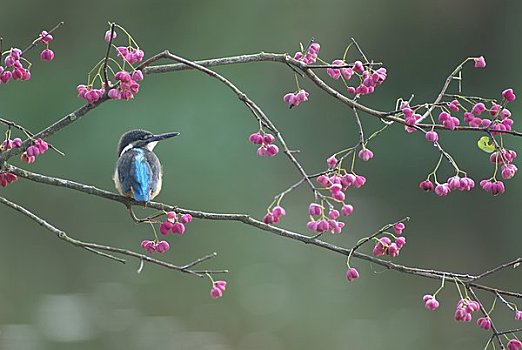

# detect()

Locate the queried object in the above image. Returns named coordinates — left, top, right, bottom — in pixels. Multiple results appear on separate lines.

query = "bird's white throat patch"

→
left=145, top=141, right=158, bottom=151
left=120, top=141, right=158, bottom=157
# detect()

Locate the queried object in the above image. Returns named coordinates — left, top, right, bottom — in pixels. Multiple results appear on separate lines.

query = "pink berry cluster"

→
left=159, top=211, right=192, bottom=236
left=343, top=62, right=387, bottom=96
left=108, top=70, right=143, bottom=100
left=423, top=294, right=440, bottom=310
left=293, top=42, right=320, bottom=65
left=463, top=99, right=515, bottom=134
left=0, top=172, right=18, bottom=187
left=116, top=45, right=145, bottom=65
left=454, top=298, right=481, bottom=322
left=262, top=205, right=286, bottom=224
left=479, top=179, right=505, bottom=196
left=0, top=30, right=56, bottom=85
left=325, top=57, right=388, bottom=96
left=39, top=31, right=55, bottom=62
left=318, top=163, right=367, bottom=202
left=77, top=25, right=145, bottom=104
left=372, top=223, right=407, bottom=257
left=248, top=131, right=279, bottom=157
left=307, top=203, right=348, bottom=234
left=283, top=41, right=320, bottom=108
left=491, top=149, right=518, bottom=180
left=141, top=212, right=192, bottom=255
left=283, top=89, right=309, bottom=107
left=21, top=138, right=48, bottom=164
left=1, top=48, right=31, bottom=84
left=419, top=175, right=475, bottom=197
left=76, top=83, right=107, bottom=104
left=1, top=137, right=22, bottom=151
left=210, top=280, right=227, bottom=299
left=140, top=240, right=170, bottom=254
left=400, top=101, right=421, bottom=133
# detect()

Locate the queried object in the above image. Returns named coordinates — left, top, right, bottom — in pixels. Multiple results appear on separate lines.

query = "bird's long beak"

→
left=149, top=132, right=180, bottom=143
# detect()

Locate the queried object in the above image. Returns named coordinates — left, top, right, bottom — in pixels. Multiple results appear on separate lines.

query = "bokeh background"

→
left=1, top=0, right=521, bottom=349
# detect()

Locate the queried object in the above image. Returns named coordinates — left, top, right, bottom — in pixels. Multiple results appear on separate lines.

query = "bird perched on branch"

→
left=114, top=129, right=179, bottom=202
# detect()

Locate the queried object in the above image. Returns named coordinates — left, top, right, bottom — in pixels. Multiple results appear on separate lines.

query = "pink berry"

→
left=327, top=155, right=338, bottom=168
left=166, top=211, right=177, bottom=222
left=248, top=132, right=263, bottom=145
left=307, top=220, right=319, bottom=231
left=503, top=88, right=516, bottom=102
left=328, top=209, right=340, bottom=220
left=172, top=222, right=186, bottom=235
left=394, top=223, right=405, bottom=235
left=395, top=236, right=406, bottom=249
left=341, top=204, right=354, bottom=216
left=309, top=203, right=322, bottom=216
left=210, top=287, right=223, bottom=299
left=40, top=31, right=53, bottom=44
left=272, top=205, right=286, bottom=218
left=180, top=213, right=192, bottom=224
left=425, top=131, right=439, bottom=142
left=104, top=29, right=117, bottom=43
left=473, top=56, right=486, bottom=68
left=131, top=70, right=144, bottom=81
left=159, top=221, right=173, bottom=235
left=263, top=213, right=275, bottom=224
left=266, top=144, right=279, bottom=157
left=40, top=49, right=54, bottom=61
left=424, top=296, right=440, bottom=311
left=358, top=148, right=374, bottom=162
left=515, top=310, right=522, bottom=321
left=476, top=317, right=492, bottom=331
left=471, top=103, right=486, bottom=115
left=508, top=339, right=522, bottom=350
left=155, top=240, right=170, bottom=253
left=345, top=267, right=360, bottom=282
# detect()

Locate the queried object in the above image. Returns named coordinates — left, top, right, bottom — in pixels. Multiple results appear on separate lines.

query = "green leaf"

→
left=477, top=136, right=496, bottom=153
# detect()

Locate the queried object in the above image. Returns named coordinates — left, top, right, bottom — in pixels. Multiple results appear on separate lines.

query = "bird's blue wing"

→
left=130, top=149, right=152, bottom=202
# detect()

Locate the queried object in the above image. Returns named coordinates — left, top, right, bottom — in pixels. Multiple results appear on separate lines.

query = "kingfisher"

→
left=114, top=129, right=180, bottom=202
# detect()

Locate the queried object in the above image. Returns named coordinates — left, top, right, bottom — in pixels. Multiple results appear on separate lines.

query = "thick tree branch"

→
left=5, top=164, right=520, bottom=298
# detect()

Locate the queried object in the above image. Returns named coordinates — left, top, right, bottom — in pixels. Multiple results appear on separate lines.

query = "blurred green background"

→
left=1, top=0, right=521, bottom=349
